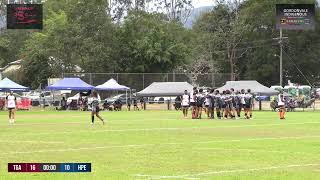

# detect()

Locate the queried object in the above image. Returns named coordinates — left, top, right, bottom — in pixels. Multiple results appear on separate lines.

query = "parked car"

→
left=255, top=95, right=270, bottom=101
left=25, top=91, right=61, bottom=106
left=67, top=93, right=101, bottom=110
left=105, top=94, right=132, bottom=104
left=153, top=97, right=175, bottom=104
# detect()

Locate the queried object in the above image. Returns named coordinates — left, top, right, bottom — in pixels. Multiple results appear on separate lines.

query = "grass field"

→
left=1, top=110, right=320, bottom=180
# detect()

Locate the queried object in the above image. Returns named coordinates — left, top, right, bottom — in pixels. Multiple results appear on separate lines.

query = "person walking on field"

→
left=6, top=91, right=17, bottom=125
left=91, top=91, right=105, bottom=125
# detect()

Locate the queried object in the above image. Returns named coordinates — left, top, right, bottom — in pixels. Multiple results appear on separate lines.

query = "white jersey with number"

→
left=6, top=95, right=16, bottom=108
left=181, top=94, right=190, bottom=106
left=240, top=94, right=246, bottom=105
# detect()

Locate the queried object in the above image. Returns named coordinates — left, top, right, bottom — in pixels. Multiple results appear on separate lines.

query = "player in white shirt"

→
left=240, top=89, right=246, bottom=118
left=278, top=92, right=286, bottom=119
left=181, top=90, right=190, bottom=118
left=6, top=91, right=17, bottom=125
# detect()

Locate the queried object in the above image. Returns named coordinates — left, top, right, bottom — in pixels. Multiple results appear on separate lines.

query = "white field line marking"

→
left=0, top=118, right=184, bottom=127
left=0, top=122, right=86, bottom=126
left=0, top=140, right=64, bottom=144
left=134, top=164, right=320, bottom=179
left=1, top=135, right=320, bottom=155
left=1, top=121, right=320, bottom=136
left=196, top=147, right=313, bottom=156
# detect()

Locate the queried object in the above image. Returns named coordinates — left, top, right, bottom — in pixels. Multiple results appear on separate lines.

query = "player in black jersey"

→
left=234, top=91, right=242, bottom=118
left=91, top=91, right=105, bottom=125
left=214, top=90, right=222, bottom=119
left=244, top=89, right=253, bottom=119
left=221, top=91, right=227, bottom=119
left=196, top=89, right=205, bottom=119
left=191, top=90, right=198, bottom=119
left=208, top=89, right=215, bottom=119
left=230, top=88, right=237, bottom=119
left=224, top=90, right=235, bottom=119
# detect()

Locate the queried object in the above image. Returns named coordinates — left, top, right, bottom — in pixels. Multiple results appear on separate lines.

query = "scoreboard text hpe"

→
left=8, top=163, right=91, bottom=173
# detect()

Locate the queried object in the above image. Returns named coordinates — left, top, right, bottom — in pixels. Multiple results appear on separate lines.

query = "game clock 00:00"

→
left=8, top=163, right=91, bottom=173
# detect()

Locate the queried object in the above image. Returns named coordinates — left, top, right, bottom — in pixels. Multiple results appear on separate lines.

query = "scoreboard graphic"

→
left=7, top=4, right=43, bottom=29
left=276, top=4, right=315, bottom=30
left=8, top=163, right=91, bottom=173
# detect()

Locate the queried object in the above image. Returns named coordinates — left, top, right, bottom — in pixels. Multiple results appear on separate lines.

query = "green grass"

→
left=1, top=110, right=320, bottom=180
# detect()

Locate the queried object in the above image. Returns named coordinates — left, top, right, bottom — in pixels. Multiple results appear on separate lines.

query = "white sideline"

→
left=1, top=135, right=320, bottom=155
left=196, top=147, right=313, bottom=156
left=1, top=121, right=320, bottom=136
left=134, top=164, right=320, bottom=179
left=0, top=140, right=64, bottom=144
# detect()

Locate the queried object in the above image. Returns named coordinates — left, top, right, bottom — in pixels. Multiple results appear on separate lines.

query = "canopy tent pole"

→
left=259, top=93, right=262, bottom=111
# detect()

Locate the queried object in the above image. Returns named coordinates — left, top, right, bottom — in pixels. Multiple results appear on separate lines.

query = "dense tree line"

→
left=0, top=0, right=319, bottom=89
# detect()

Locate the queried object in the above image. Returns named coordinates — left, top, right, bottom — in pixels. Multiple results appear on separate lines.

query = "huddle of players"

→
left=181, top=87, right=254, bottom=119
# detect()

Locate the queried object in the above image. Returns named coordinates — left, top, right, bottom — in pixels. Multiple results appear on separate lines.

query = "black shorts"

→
left=182, top=105, right=189, bottom=109
left=225, top=103, right=233, bottom=109
left=190, top=102, right=196, bottom=106
left=244, top=104, right=251, bottom=109
left=235, top=104, right=242, bottom=109
left=8, top=107, right=15, bottom=110
left=205, top=105, right=209, bottom=108
left=221, top=104, right=226, bottom=109
left=197, top=103, right=203, bottom=108
left=92, top=106, right=100, bottom=112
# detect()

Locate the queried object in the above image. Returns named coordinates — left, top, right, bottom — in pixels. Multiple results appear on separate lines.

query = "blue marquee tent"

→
left=46, top=78, right=94, bottom=90
left=0, top=78, right=29, bottom=92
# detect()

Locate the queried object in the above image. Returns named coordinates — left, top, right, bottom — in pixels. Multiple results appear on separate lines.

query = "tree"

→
left=116, top=10, right=191, bottom=73
left=156, top=0, right=193, bottom=23
left=19, top=0, right=118, bottom=87
left=108, top=0, right=193, bottom=23
left=193, top=0, right=320, bottom=86
left=193, top=1, right=251, bottom=81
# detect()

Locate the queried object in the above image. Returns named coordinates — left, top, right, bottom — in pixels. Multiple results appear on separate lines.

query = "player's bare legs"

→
left=96, top=112, right=105, bottom=124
